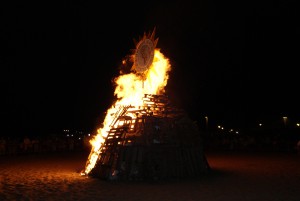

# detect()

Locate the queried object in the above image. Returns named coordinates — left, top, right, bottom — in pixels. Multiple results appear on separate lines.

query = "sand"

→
left=1, top=150, right=300, bottom=201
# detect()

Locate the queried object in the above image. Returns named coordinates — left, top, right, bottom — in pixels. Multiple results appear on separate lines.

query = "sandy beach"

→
left=1, top=150, right=300, bottom=201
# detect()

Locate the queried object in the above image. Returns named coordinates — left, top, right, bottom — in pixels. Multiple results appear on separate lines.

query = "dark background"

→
left=1, top=0, right=299, bottom=137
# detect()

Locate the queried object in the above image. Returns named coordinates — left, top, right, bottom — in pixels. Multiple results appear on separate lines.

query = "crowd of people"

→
left=203, top=132, right=300, bottom=154
left=0, top=134, right=92, bottom=156
left=1, top=131, right=300, bottom=156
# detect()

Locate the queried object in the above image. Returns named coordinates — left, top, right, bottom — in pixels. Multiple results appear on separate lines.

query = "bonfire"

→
left=81, top=29, right=209, bottom=181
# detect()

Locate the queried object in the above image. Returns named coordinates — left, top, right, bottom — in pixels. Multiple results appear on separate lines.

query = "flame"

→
left=82, top=39, right=171, bottom=175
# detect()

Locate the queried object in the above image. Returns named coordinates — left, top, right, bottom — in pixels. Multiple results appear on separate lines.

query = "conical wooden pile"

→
left=89, top=94, right=210, bottom=181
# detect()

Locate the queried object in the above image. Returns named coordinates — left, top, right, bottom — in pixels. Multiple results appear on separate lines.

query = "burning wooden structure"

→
left=88, top=94, right=210, bottom=181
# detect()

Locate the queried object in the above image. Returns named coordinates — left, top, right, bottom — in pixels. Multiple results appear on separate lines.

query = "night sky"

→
left=1, top=1, right=299, bottom=137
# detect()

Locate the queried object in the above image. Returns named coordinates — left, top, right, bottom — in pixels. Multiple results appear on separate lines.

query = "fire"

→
left=82, top=32, right=171, bottom=176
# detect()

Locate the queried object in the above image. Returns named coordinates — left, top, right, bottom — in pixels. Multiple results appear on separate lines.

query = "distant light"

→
left=217, top=125, right=221, bottom=129
left=283, top=116, right=288, bottom=126
left=297, top=123, right=300, bottom=127
left=235, top=131, right=239, bottom=134
left=259, top=123, right=262, bottom=126
left=88, top=134, right=91, bottom=136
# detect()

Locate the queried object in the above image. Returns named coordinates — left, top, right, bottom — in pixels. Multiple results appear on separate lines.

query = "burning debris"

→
left=81, top=29, right=210, bottom=181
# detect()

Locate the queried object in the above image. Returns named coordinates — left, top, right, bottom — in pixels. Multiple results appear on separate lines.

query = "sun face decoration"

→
left=131, top=28, right=159, bottom=74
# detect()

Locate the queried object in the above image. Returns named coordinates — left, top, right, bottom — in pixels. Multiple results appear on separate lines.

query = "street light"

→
left=283, top=116, right=287, bottom=127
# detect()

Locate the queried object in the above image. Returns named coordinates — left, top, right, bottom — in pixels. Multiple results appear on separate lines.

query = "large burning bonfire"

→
left=81, top=29, right=209, bottom=180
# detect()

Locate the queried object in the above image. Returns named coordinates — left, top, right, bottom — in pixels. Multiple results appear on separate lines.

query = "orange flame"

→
left=83, top=42, right=171, bottom=175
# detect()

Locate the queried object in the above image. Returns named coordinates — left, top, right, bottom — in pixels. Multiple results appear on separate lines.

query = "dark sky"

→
left=1, top=1, right=299, bottom=136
